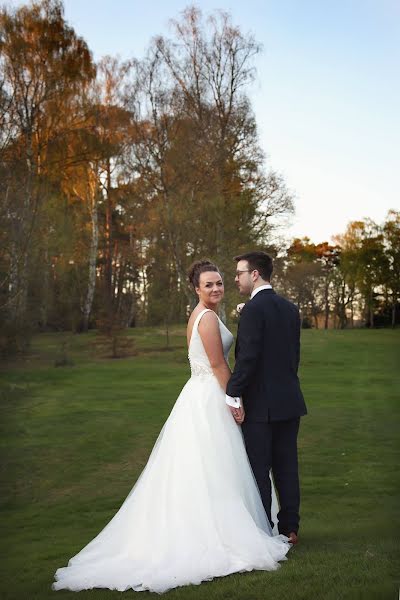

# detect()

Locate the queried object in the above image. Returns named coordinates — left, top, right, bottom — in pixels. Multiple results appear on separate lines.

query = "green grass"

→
left=0, top=327, right=399, bottom=600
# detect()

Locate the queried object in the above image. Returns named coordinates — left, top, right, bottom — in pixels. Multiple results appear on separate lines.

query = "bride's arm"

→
left=198, top=312, right=231, bottom=392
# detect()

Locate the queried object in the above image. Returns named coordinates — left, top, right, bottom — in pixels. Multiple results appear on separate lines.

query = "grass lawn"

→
left=0, top=327, right=399, bottom=600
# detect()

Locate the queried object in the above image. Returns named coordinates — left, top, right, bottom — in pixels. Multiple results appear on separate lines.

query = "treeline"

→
left=0, top=0, right=295, bottom=355
left=0, top=2, right=398, bottom=358
left=273, top=213, right=400, bottom=330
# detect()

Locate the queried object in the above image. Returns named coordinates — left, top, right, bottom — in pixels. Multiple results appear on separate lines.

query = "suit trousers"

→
left=241, top=417, right=301, bottom=535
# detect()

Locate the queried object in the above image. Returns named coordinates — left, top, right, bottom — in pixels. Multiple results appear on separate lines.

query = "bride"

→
left=52, top=260, right=291, bottom=594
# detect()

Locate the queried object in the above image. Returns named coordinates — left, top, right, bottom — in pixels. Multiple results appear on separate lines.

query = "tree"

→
left=315, top=242, right=341, bottom=329
left=333, top=219, right=391, bottom=328
left=382, top=210, right=400, bottom=327
left=127, top=7, right=293, bottom=320
left=277, top=238, right=324, bottom=327
left=0, top=2, right=297, bottom=349
left=0, top=0, right=95, bottom=349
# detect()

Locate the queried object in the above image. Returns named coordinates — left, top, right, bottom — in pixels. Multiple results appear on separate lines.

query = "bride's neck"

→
left=199, top=302, right=218, bottom=313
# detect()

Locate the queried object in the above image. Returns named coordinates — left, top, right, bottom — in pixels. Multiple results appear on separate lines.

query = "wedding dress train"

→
left=53, top=309, right=290, bottom=593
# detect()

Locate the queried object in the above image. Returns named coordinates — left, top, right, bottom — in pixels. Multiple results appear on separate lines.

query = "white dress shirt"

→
left=250, top=283, right=272, bottom=298
left=225, top=283, right=272, bottom=409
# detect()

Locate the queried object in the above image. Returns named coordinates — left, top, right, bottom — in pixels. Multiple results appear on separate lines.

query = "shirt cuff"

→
left=225, top=394, right=241, bottom=408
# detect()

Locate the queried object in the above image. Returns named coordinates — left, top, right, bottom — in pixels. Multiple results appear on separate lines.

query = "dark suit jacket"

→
left=226, top=289, right=307, bottom=422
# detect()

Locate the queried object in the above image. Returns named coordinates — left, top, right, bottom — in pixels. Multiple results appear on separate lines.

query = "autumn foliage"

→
left=0, top=1, right=398, bottom=356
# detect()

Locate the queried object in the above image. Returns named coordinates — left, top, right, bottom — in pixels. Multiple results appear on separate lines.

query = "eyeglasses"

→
left=235, top=269, right=254, bottom=277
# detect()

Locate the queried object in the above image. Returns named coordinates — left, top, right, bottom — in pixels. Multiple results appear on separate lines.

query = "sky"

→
left=7, top=0, right=400, bottom=243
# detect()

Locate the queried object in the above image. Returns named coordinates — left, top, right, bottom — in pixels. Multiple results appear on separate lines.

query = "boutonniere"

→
left=236, top=303, right=245, bottom=315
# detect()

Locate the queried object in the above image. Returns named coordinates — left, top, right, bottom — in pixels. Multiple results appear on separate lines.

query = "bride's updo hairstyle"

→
left=188, top=260, right=220, bottom=290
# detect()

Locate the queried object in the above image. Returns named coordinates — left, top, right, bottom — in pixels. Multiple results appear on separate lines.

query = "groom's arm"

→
left=226, top=302, right=263, bottom=399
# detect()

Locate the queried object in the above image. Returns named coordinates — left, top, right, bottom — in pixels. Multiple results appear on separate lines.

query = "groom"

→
left=226, top=251, right=307, bottom=544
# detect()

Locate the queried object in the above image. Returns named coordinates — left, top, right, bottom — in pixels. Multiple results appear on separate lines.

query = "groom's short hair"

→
left=234, top=251, right=273, bottom=281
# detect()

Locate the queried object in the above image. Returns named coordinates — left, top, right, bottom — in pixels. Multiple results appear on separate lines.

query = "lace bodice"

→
left=188, top=309, right=234, bottom=377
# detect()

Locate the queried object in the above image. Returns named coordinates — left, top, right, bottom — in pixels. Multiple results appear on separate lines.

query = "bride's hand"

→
left=232, top=406, right=245, bottom=425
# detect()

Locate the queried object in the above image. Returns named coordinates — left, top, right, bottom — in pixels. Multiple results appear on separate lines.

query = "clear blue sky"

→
left=8, top=0, right=400, bottom=242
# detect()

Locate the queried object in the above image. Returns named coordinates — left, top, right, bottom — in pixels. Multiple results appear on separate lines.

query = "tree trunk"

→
left=324, top=281, right=329, bottom=329
left=8, top=248, right=29, bottom=330
left=11, top=160, right=33, bottom=330
left=115, top=256, right=127, bottom=324
left=104, top=159, right=113, bottom=318
left=40, top=245, right=49, bottom=329
left=125, top=230, right=137, bottom=328
left=159, top=180, right=193, bottom=309
left=8, top=239, right=19, bottom=321
left=165, top=317, right=170, bottom=349
left=16, top=133, right=34, bottom=330
left=82, top=188, right=99, bottom=332
left=16, top=247, right=29, bottom=330
left=126, top=292, right=136, bottom=328
left=369, top=288, right=374, bottom=328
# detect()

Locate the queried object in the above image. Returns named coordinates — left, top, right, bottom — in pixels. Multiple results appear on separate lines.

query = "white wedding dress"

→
left=53, top=309, right=290, bottom=593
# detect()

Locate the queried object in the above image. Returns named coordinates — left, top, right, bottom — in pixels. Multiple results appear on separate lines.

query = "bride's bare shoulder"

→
left=189, top=308, right=217, bottom=326
left=187, top=308, right=217, bottom=344
left=187, top=307, right=201, bottom=328
left=186, top=307, right=201, bottom=344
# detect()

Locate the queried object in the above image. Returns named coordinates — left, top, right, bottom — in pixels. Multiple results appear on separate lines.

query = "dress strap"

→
left=189, top=309, right=217, bottom=348
left=192, top=308, right=214, bottom=334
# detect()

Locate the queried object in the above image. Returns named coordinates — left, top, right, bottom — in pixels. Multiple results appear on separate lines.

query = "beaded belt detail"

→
left=188, top=359, right=214, bottom=377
